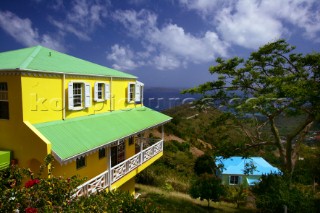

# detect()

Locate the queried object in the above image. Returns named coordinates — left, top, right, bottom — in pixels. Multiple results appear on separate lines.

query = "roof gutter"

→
left=0, top=69, right=137, bottom=79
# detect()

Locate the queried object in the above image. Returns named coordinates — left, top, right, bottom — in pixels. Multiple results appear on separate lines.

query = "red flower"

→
left=25, top=179, right=40, bottom=188
left=25, top=207, right=38, bottom=213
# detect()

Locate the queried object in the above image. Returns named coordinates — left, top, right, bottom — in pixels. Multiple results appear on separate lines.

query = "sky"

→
left=0, top=0, right=319, bottom=88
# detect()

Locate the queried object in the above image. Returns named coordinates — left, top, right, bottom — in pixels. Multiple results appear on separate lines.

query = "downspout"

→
left=62, top=74, right=66, bottom=120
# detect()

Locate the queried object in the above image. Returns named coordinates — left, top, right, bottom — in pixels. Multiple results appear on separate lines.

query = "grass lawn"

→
left=136, top=184, right=256, bottom=213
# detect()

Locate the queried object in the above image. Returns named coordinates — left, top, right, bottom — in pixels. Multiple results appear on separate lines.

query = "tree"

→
left=252, top=174, right=315, bottom=212
left=189, top=173, right=225, bottom=207
left=184, top=40, right=320, bottom=176
left=193, top=154, right=215, bottom=176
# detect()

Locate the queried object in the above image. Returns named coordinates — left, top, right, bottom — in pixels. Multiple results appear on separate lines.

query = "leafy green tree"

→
left=184, top=40, right=320, bottom=176
left=189, top=173, right=225, bottom=207
left=252, top=174, right=315, bottom=212
left=194, top=154, right=215, bottom=176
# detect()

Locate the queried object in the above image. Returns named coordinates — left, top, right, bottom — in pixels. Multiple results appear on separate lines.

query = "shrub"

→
left=0, top=155, right=159, bottom=212
left=252, top=174, right=315, bottom=212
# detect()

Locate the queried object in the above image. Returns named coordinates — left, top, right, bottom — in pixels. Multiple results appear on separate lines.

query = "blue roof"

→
left=215, top=156, right=281, bottom=175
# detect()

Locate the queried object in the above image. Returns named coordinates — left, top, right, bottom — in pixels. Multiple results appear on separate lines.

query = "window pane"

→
left=73, top=83, right=82, bottom=107
left=76, top=156, right=86, bottom=169
left=99, top=148, right=106, bottom=159
left=0, top=102, right=9, bottom=119
left=0, top=83, right=9, bottom=119
left=97, top=83, right=104, bottom=99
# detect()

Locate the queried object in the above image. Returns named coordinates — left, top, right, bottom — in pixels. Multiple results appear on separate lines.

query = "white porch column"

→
left=161, top=125, right=164, bottom=140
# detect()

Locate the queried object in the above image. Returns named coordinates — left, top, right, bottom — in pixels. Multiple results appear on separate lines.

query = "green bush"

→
left=252, top=174, right=315, bottom=212
left=0, top=155, right=159, bottom=213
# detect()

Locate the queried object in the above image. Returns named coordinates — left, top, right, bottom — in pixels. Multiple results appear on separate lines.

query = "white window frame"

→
left=127, top=81, right=144, bottom=103
left=68, top=82, right=91, bottom=110
left=94, top=82, right=110, bottom=102
left=127, top=82, right=135, bottom=103
left=229, top=175, right=240, bottom=185
left=0, top=82, right=9, bottom=119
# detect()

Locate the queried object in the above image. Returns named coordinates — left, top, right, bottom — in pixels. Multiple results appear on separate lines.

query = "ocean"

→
left=143, top=87, right=201, bottom=111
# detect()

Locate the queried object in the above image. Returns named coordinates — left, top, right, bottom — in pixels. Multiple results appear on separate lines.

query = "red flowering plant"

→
left=0, top=155, right=159, bottom=212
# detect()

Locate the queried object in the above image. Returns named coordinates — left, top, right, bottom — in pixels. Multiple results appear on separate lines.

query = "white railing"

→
left=72, top=139, right=163, bottom=197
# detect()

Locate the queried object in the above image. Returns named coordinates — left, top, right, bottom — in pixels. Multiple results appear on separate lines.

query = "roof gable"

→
left=0, top=46, right=136, bottom=79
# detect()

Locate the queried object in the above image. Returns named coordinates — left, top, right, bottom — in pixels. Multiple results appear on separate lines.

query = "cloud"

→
left=49, top=0, right=109, bottom=40
left=181, top=0, right=320, bottom=47
left=112, top=9, right=157, bottom=38
left=216, top=1, right=284, bottom=49
left=0, top=11, right=65, bottom=51
left=109, top=9, right=229, bottom=71
left=178, top=0, right=225, bottom=15
left=106, top=44, right=140, bottom=71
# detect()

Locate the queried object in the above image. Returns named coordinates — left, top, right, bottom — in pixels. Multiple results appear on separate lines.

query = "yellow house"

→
left=0, top=46, right=171, bottom=196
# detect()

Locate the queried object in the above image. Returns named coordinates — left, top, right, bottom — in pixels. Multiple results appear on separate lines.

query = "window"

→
left=68, top=82, right=91, bottom=110
left=73, top=83, right=82, bottom=107
left=0, top=82, right=9, bottom=119
left=129, top=137, right=134, bottom=145
left=111, top=140, right=125, bottom=167
left=127, top=81, right=144, bottom=103
left=99, top=148, right=106, bottom=159
left=94, top=82, right=110, bottom=102
left=76, top=156, right=86, bottom=169
left=229, top=175, right=240, bottom=185
left=128, top=83, right=135, bottom=103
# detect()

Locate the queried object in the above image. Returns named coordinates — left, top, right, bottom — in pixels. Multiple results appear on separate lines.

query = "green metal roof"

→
left=34, top=107, right=171, bottom=163
left=0, top=46, right=136, bottom=78
left=0, top=151, right=10, bottom=171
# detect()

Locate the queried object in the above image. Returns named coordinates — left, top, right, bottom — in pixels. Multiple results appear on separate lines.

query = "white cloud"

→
left=106, top=44, right=140, bottom=71
left=180, top=0, right=320, bottom=47
left=0, top=11, right=65, bottom=51
left=216, top=1, right=284, bottom=49
left=179, top=0, right=225, bottom=15
left=109, top=9, right=229, bottom=71
left=112, top=9, right=157, bottom=37
left=50, top=0, right=109, bottom=40
left=153, top=54, right=182, bottom=70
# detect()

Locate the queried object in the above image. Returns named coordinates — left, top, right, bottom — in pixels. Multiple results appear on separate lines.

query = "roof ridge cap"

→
left=19, top=46, right=43, bottom=69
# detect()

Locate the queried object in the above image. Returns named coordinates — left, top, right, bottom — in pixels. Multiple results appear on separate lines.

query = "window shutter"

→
left=68, top=82, right=74, bottom=110
left=105, top=83, right=110, bottom=100
left=135, top=82, right=141, bottom=102
left=239, top=176, right=242, bottom=184
left=228, top=176, right=231, bottom=185
left=84, top=83, right=91, bottom=107
left=94, top=82, right=99, bottom=101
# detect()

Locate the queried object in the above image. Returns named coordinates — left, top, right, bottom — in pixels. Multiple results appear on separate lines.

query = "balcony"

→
left=72, top=138, right=163, bottom=197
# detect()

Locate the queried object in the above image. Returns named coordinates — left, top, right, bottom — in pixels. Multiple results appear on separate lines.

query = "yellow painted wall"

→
left=119, top=177, right=135, bottom=195
left=20, top=75, right=141, bottom=123
left=21, top=75, right=63, bottom=123
left=0, top=75, right=50, bottom=175
left=126, top=137, right=136, bottom=158
left=52, top=150, right=109, bottom=180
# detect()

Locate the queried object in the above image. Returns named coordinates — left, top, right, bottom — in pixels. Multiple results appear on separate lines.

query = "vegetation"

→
left=0, top=155, right=159, bottom=213
left=184, top=39, right=320, bottom=176
left=189, top=173, right=225, bottom=207
left=252, top=174, right=317, bottom=212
